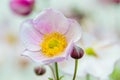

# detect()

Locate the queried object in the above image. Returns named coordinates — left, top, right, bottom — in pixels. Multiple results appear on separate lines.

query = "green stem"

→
left=72, top=59, right=78, bottom=80
left=86, top=74, right=90, bottom=80
left=55, top=62, right=59, bottom=80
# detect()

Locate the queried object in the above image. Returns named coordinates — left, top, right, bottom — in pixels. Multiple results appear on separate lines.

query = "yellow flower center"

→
left=40, top=32, right=67, bottom=57
left=84, top=47, right=98, bottom=57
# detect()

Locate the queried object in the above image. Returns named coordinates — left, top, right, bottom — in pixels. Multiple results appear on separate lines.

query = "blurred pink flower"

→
left=20, top=8, right=82, bottom=64
left=100, top=0, right=120, bottom=4
left=10, top=0, right=35, bottom=16
left=112, top=0, right=120, bottom=3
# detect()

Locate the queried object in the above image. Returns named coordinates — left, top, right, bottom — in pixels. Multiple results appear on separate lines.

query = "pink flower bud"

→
left=112, top=0, right=120, bottom=4
left=71, top=45, right=84, bottom=59
left=100, top=0, right=120, bottom=4
left=34, top=66, right=46, bottom=76
left=10, top=0, right=35, bottom=16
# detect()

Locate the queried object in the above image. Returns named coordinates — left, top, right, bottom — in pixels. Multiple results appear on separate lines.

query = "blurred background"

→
left=0, top=0, right=120, bottom=80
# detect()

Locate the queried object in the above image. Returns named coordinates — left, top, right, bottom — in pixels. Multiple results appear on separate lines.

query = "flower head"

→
left=10, top=0, right=35, bottom=16
left=20, top=8, right=81, bottom=64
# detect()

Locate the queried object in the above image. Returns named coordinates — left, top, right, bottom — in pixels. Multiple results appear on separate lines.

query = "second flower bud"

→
left=71, top=45, right=84, bottom=59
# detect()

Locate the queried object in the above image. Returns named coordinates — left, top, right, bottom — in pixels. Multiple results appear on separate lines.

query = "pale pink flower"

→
left=10, top=0, right=35, bottom=16
left=20, top=8, right=82, bottom=64
left=99, top=0, right=120, bottom=4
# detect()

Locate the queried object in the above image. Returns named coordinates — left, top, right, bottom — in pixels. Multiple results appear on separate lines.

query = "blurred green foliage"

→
left=110, top=62, right=120, bottom=80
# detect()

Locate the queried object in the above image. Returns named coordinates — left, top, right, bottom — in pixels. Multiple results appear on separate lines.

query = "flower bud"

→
left=112, top=0, right=120, bottom=4
left=10, top=0, right=35, bottom=16
left=71, top=45, right=84, bottom=59
left=34, top=66, right=46, bottom=76
left=100, top=0, right=120, bottom=4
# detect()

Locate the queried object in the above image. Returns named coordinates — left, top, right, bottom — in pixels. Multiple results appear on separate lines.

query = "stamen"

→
left=40, top=32, right=67, bottom=57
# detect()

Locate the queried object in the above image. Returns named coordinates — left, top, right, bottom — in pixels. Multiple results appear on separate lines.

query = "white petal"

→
left=20, top=19, right=42, bottom=51
left=65, top=19, right=82, bottom=43
left=33, top=8, right=69, bottom=34
left=22, top=50, right=47, bottom=63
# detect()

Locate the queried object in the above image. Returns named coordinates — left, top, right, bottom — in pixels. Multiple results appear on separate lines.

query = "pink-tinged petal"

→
left=21, top=50, right=47, bottom=63
left=20, top=19, right=42, bottom=51
left=43, top=57, right=65, bottom=64
left=65, top=19, right=82, bottom=43
left=63, top=40, right=74, bottom=59
left=22, top=50, right=66, bottom=64
left=33, top=8, right=69, bottom=34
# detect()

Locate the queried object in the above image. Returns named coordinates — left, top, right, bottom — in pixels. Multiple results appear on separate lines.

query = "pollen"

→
left=40, top=32, right=67, bottom=57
